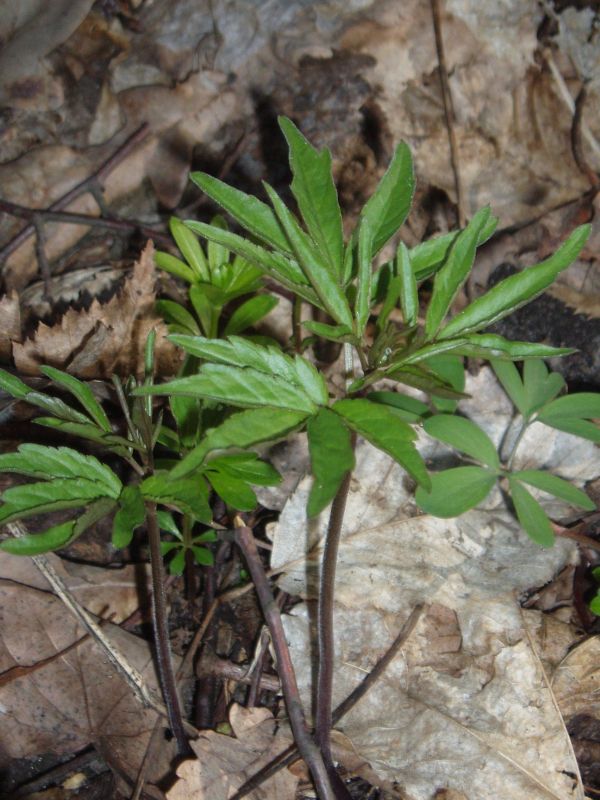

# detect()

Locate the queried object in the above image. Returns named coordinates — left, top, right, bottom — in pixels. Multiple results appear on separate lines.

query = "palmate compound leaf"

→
left=170, top=407, right=309, bottom=479
left=508, top=477, right=555, bottom=547
left=333, top=398, right=430, bottom=490
left=415, top=466, right=498, bottom=517
left=279, top=116, right=344, bottom=279
left=306, top=408, right=355, bottom=517
left=423, top=414, right=500, bottom=469
left=424, top=208, right=492, bottom=339
left=112, top=485, right=146, bottom=549
left=360, top=141, right=415, bottom=257
left=511, top=470, right=595, bottom=511
left=0, top=444, right=122, bottom=498
left=438, top=223, right=591, bottom=340
left=263, top=183, right=354, bottom=328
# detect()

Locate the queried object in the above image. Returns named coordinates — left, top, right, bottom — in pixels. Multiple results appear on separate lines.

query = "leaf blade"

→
left=415, top=466, right=497, bottom=517
left=423, top=414, right=500, bottom=469
left=508, top=478, right=555, bottom=547
left=306, top=408, right=354, bottom=517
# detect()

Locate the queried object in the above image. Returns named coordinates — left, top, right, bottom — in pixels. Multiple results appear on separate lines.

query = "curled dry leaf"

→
left=0, top=577, right=179, bottom=788
left=12, top=242, right=181, bottom=379
left=269, top=369, right=598, bottom=800
left=166, top=703, right=297, bottom=800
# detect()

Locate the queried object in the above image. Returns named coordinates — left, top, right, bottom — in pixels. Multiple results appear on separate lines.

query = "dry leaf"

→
left=0, top=578, right=178, bottom=786
left=0, top=292, right=21, bottom=362
left=13, top=242, right=181, bottom=379
left=167, top=704, right=297, bottom=800
left=269, top=369, right=598, bottom=800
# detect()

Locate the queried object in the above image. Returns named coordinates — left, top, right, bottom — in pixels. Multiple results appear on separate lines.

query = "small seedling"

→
left=0, top=116, right=597, bottom=800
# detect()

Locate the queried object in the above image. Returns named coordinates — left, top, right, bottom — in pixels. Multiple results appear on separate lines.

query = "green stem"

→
left=146, top=501, right=191, bottom=756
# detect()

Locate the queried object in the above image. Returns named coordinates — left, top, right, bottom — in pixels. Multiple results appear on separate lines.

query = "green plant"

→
left=0, top=116, right=597, bottom=800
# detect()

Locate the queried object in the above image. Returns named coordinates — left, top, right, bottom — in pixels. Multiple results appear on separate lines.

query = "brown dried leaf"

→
left=0, top=578, right=177, bottom=785
left=0, top=292, right=21, bottom=362
left=166, top=704, right=297, bottom=800
left=13, top=242, right=181, bottom=379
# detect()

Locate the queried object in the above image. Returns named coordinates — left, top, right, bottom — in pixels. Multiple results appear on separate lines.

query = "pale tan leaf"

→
left=167, top=704, right=297, bottom=800
left=0, top=291, right=21, bottom=362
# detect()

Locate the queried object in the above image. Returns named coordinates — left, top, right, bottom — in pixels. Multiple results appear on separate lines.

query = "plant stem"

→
left=233, top=518, right=337, bottom=800
left=314, top=464, right=355, bottom=797
left=145, top=501, right=191, bottom=757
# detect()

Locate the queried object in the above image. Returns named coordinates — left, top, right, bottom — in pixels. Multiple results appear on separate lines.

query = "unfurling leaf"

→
left=415, top=466, right=497, bottom=517
left=396, top=242, right=418, bottom=327
left=307, top=408, right=354, bottom=517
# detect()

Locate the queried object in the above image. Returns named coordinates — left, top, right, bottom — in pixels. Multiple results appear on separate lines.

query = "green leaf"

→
left=24, top=392, right=91, bottom=425
left=333, top=398, right=429, bottom=489
left=396, top=242, right=418, bottom=327
left=415, top=466, right=497, bottom=517
left=0, top=478, right=110, bottom=524
left=0, top=368, right=31, bottom=399
left=423, top=414, right=500, bottom=469
left=191, top=545, right=214, bottom=566
left=511, top=470, right=595, bottom=511
left=446, top=334, right=574, bottom=361
left=0, top=444, right=122, bottom=497
left=167, top=548, right=186, bottom=576
left=32, top=417, right=138, bottom=454
left=536, top=392, right=600, bottom=422
left=590, top=594, right=600, bottom=616
left=306, top=408, right=354, bottom=517
left=185, top=221, right=310, bottom=291
left=438, top=224, right=592, bottom=339
left=137, top=364, right=317, bottom=414
left=386, top=364, right=468, bottom=400
left=424, top=354, right=465, bottom=413
left=171, top=407, right=308, bottom=479
left=207, top=215, right=229, bottom=273
left=39, top=366, right=111, bottom=432
left=425, top=208, right=491, bottom=338
left=491, top=360, right=528, bottom=416
left=156, top=300, right=201, bottom=335
left=112, top=485, right=146, bottom=548
left=366, top=391, right=429, bottom=423
left=190, top=172, right=292, bottom=253
left=279, top=116, right=344, bottom=278
left=302, top=321, right=355, bottom=343
left=157, top=510, right=182, bottom=538
left=170, top=394, right=201, bottom=448
left=355, top=217, right=374, bottom=335
left=205, top=470, right=257, bottom=511
left=224, top=295, right=278, bottom=336
left=409, top=215, right=498, bottom=281
left=154, top=251, right=197, bottom=283
left=508, top=477, right=555, bottom=547
left=535, top=416, right=600, bottom=443
left=376, top=274, right=403, bottom=332
left=360, top=142, right=415, bottom=256
left=141, top=473, right=212, bottom=523
left=0, top=521, right=76, bottom=555
left=523, top=360, right=565, bottom=416
left=263, top=183, right=353, bottom=327
left=170, top=217, right=210, bottom=281
left=204, top=453, right=280, bottom=486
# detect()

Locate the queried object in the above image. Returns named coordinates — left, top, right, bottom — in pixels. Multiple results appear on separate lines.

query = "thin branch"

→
left=230, top=604, right=425, bottom=800
left=145, top=502, right=192, bottom=757
left=233, top=517, right=337, bottom=800
left=0, top=124, right=152, bottom=264
left=430, top=0, right=466, bottom=227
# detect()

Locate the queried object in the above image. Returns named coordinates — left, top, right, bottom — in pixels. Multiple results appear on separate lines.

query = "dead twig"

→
left=430, top=0, right=466, bottom=228
left=571, top=84, right=600, bottom=192
left=0, top=124, right=152, bottom=266
left=230, top=603, right=425, bottom=800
